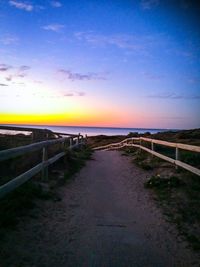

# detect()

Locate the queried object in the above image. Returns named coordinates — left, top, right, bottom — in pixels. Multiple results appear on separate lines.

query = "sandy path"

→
left=0, top=151, right=199, bottom=267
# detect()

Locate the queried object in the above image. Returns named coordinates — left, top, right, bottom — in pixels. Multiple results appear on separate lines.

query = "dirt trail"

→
left=0, top=151, right=199, bottom=267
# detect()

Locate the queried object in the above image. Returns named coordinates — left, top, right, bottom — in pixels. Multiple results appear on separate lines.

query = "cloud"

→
left=0, top=64, right=31, bottom=82
left=154, top=116, right=186, bottom=120
left=140, top=0, right=159, bottom=10
left=17, top=73, right=26, bottom=78
left=0, top=35, right=19, bottom=45
left=64, top=91, right=86, bottom=97
left=58, top=69, right=107, bottom=81
left=12, top=82, right=25, bottom=85
left=42, top=24, right=65, bottom=32
left=75, top=32, right=140, bottom=50
left=188, top=77, right=200, bottom=83
left=147, top=92, right=200, bottom=99
left=9, top=1, right=33, bottom=11
left=19, top=65, right=31, bottom=71
left=74, top=32, right=163, bottom=54
left=142, top=71, right=163, bottom=80
left=34, top=80, right=43, bottom=84
left=35, top=5, right=45, bottom=11
left=0, top=83, right=8, bottom=86
left=0, top=64, right=12, bottom=72
left=15, top=65, right=31, bottom=78
left=5, top=75, right=13, bottom=81
left=77, top=91, right=85, bottom=96
left=50, top=1, right=62, bottom=8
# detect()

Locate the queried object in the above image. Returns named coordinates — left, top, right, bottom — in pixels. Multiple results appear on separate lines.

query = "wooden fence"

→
left=94, top=137, right=200, bottom=176
left=0, top=133, right=86, bottom=199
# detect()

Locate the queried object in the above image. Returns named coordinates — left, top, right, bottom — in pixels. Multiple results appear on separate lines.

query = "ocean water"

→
left=0, top=124, right=169, bottom=136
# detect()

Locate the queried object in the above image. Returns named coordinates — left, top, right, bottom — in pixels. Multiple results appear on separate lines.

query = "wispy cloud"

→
left=188, top=77, right=200, bottom=84
left=42, top=24, right=65, bottom=32
left=74, top=32, right=164, bottom=55
left=58, top=69, right=107, bottom=81
left=12, top=82, right=25, bottom=85
left=0, top=64, right=12, bottom=72
left=153, top=116, right=186, bottom=120
left=140, top=0, right=159, bottom=10
left=34, top=80, right=43, bottom=84
left=0, top=64, right=31, bottom=82
left=64, top=91, right=85, bottom=97
left=0, top=35, right=19, bottom=45
left=5, top=75, right=13, bottom=81
left=75, top=32, right=140, bottom=50
left=15, top=65, right=31, bottom=78
left=147, top=92, right=200, bottom=99
left=142, top=71, right=163, bottom=80
left=50, top=1, right=62, bottom=8
left=9, top=1, right=33, bottom=11
left=0, top=83, right=8, bottom=86
left=19, top=65, right=31, bottom=71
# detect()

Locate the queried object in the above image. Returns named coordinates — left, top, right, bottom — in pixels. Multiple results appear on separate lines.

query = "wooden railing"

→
left=0, top=134, right=86, bottom=199
left=94, top=137, right=200, bottom=176
left=0, top=125, right=79, bottom=140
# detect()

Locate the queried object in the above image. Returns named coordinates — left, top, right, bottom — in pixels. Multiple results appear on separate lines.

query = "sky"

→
left=0, top=0, right=200, bottom=129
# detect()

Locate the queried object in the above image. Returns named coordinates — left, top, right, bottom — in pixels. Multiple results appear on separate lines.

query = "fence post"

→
left=151, top=140, right=154, bottom=157
left=175, top=146, right=179, bottom=169
left=42, top=147, right=48, bottom=180
left=78, top=133, right=80, bottom=145
left=76, top=135, right=79, bottom=146
left=70, top=137, right=73, bottom=147
left=151, top=141, right=154, bottom=151
left=62, top=140, right=65, bottom=151
left=139, top=138, right=142, bottom=152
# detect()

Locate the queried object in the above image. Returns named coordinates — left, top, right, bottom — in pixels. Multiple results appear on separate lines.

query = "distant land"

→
left=0, top=123, right=175, bottom=136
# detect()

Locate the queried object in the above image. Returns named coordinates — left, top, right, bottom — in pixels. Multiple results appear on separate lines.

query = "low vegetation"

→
left=123, top=146, right=200, bottom=252
left=64, top=147, right=93, bottom=180
left=0, top=145, right=93, bottom=233
left=145, top=173, right=200, bottom=251
left=88, top=134, right=125, bottom=148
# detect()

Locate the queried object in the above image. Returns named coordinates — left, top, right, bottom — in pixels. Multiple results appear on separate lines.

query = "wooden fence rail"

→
left=94, top=137, right=200, bottom=176
left=0, top=125, right=82, bottom=139
left=0, top=134, right=86, bottom=199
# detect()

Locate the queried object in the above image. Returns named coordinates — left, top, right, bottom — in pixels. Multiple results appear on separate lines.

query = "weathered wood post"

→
left=151, top=140, right=154, bottom=158
left=151, top=140, right=154, bottom=151
left=139, top=138, right=142, bottom=152
left=175, top=145, right=179, bottom=169
left=62, top=140, right=65, bottom=151
left=70, top=137, right=73, bottom=147
left=42, top=146, right=48, bottom=180
left=78, top=133, right=80, bottom=146
left=85, top=134, right=88, bottom=145
left=31, top=131, right=35, bottom=143
left=76, top=134, right=79, bottom=146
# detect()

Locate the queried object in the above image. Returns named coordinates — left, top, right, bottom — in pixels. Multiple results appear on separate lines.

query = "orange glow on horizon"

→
left=0, top=110, right=139, bottom=127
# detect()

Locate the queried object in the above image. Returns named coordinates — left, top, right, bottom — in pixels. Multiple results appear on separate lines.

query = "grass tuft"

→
left=144, top=175, right=185, bottom=189
left=64, top=147, right=93, bottom=180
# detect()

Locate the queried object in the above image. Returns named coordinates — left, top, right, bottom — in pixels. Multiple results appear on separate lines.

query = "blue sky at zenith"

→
left=0, top=0, right=200, bottom=129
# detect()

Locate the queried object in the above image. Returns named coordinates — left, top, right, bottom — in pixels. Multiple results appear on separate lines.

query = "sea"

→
left=0, top=124, right=170, bottom=136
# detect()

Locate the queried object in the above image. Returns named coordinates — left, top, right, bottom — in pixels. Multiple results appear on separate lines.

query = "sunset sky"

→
left=0, top=0, right=200, bottom=129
